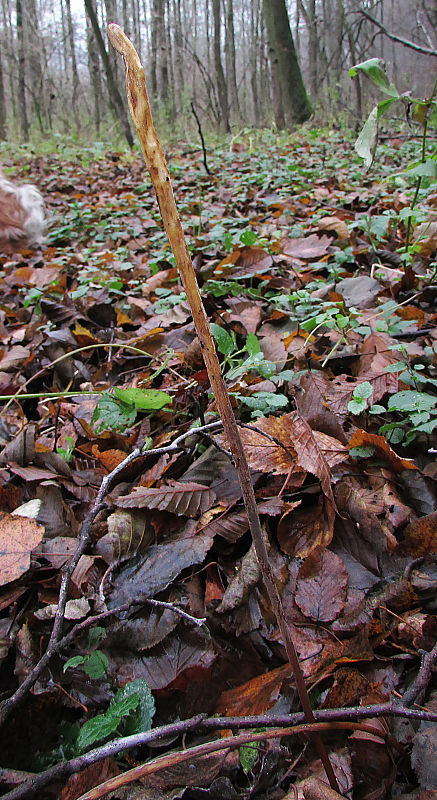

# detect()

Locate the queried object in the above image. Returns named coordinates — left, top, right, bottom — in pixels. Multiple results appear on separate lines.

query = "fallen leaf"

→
left=400, top=512, right=437, bottom=556
left=215, top=664, right=290, bottom=716
left=115, top=481, right=216, bottom=517
left=295, top=547, right=348, bottom=622
left=0, top=515, right=44, bottom=586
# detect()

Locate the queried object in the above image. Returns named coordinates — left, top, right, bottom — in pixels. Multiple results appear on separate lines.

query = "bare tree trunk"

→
left=16, top=0, right=29, bottom=140
left=85, top=0, right=103, bottom=134
left=84, top=0, right=134, bottom=146
left=263, top=0, right=312, bottom=127
left=65, top=0, right=80, bottom=132
left=212, top=0, right=230, bottom=132
left=0, top=48, right=6, bottom=140
left=225, top=0, right=241, bottom=121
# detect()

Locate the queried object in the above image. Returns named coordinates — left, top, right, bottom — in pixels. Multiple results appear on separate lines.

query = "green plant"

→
left=370, top=389, right=437, bottom=445
left=347, top=381, right=374, bottom=415
left=63, top=627, right=108, bottom=679
left=92, top=387, right=172, bottom=433
left=349, top=58, right=437, bottom=284
left=57, top=435, right=75, bottom=462
left=77, top=678, right=155, bottom=752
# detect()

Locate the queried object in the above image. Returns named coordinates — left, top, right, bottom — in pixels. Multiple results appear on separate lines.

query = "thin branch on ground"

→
left=4, top=702, right=437, bottom=800
left=400, top=640, right=437, bottom=707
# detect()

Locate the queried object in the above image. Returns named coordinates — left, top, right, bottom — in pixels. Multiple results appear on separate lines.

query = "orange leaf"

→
left=348, top=430, right=416, bottom=473
left=400, top=512, right=437, bottom=556
left=215, top=664, right=290, bottom=716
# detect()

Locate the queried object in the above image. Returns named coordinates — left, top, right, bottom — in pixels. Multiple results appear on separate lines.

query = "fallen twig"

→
left=3, top=701, right=435, bottom=799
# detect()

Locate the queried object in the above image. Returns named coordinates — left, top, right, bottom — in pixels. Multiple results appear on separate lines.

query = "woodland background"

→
left=0, top=0, right=436, bottom=143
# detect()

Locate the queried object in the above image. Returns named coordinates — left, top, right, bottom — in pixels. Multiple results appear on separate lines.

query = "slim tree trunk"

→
left=86, top=0, right=103, bottom=134
left=0, top=48, right=6, bottom=140
left=212, top=0, right=230, bottom=132
left=65, top=0, right=80, bottom=131
left=225, top=0, right=241, bottom=121
left=262, top=0, right=312, bottom=127
left=16, top=0, right=29, bottom=140
left=84, top=0, right=134, bottom=146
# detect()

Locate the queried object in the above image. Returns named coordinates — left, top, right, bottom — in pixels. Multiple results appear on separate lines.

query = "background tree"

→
left=263, top=0, right=312, bottom=126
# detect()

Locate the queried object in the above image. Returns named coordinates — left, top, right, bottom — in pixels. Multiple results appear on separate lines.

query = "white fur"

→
left=0, top=173, right=45, bottom=247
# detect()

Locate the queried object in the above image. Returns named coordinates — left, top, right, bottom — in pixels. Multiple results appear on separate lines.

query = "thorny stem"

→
left=108, top=22, right=339, bottom=793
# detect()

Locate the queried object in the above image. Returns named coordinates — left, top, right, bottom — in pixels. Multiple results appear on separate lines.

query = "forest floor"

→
left=0, top=127, right=436, bottom=800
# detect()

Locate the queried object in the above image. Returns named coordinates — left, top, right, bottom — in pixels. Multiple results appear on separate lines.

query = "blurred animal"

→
left=0, top=169, right=45, bottom=252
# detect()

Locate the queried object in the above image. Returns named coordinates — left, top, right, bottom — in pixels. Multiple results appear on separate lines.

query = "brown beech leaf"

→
left=107, top=530, right=214, bottom=608
left=356, top=331, right=400, bottom=376
left=196, top=507, right=250, bottom=542
left=348, top=430, right=416, bottom=473
left=278, top=495, right=335, bottom=558
left=400, top=512, right=437, bottom=556
left=0, top=515, right=44, bottom=586
left=115, top=481, right=216, bottom=517
left=326, top=372, right=398, bottom=417
left=215, top=663, right=290, bottom=716
left=60, top=757, right=120, bottom=800
left=317, top=215, right=350, bottom=240
left=281, top=233, right=331, bottom=259
left=295, top=547, right=348, bottom=622
left=113, top=629, right=216, bottom=691
left=213, top=246, right=273, bottom=280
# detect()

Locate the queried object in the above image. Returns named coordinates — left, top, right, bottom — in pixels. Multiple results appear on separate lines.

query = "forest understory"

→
left=0, top=125, right=436, bottom=800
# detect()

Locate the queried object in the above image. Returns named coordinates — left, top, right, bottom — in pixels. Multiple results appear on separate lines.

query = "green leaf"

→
left=240, top=229, right=257, bottom=246
left=353, top=381, right=374, bottom=400
left=387, top=391, right=437, bottom=413
left=92, top=392, right=137, bottom=432
left=77, top=713, right=120, bottom=752
left=210, top=323, right=235, bottom=356
left=239, top=743, right=259, bottom=774
left=113, top=387, right=172, bottom=411
left=86, top=627, right=106, bottom=649
left=83, top=651, right=109, bottom=680
left=354, top=107, right=378, bottom=169
left=235, top=392, right=289, bottom=414
left=63, top=655, right=85, bottom=672
left=348, top=399, right=367, bottom=415
left=111, top=679, right=155, bottom=736
left=109, top=693, right=140, bottom=719
left=349, top=446, right=375, bottom=459
left=245, top=332, right=261, bottom=356
left=349, top=58, right=399, bottom=97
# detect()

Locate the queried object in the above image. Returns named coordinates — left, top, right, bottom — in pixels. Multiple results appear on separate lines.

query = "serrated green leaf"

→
left=109, top=692, right=140, bottom=719
left=86, top=627, right=106, bottom=649
left=111, top=679, right=155, bottom=736
left=77, top=713, right=120, bottom=752
left=348, top=399, right=366, bottom=415
left=349, top=446, right=375, bottom=459
left=353, top=381, right=374, bottom=400
left=387, top=391, right=437, bottom=413
left=83, top=650, right=109, bottom=680
left=113, top=387, right=172, bottom=410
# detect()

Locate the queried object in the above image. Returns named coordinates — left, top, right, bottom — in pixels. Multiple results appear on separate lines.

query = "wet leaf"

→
left=115, top=481, right=216, bottom=517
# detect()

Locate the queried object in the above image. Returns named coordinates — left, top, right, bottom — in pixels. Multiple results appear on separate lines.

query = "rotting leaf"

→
left=399, top=512, right=437, bottom=556
left=278, top=495, right=334, bottom=558
left=217, top=543, right=261, bottom=613
left=107, top=530, right=214, bottom=608
left=215, top=663, right=290, bottom=717
left=0, top=515, right=44, bottom=586
left=295, top=547, right=348, bottom=623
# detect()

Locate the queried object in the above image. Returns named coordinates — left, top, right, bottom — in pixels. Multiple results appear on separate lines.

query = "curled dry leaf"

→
left=348, top=429, right=416, bottom=473
left=0, top=514, right=44, bottom=586
left=295, top=547, right=348, bottom=623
